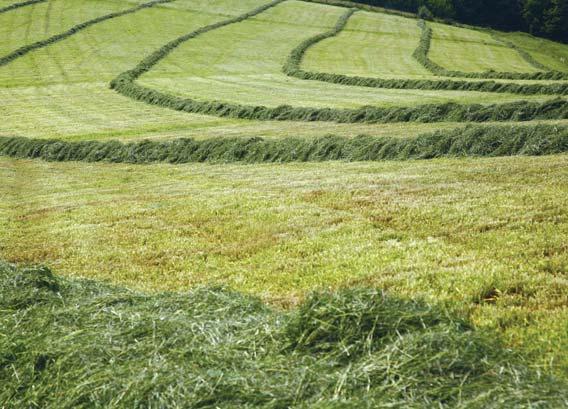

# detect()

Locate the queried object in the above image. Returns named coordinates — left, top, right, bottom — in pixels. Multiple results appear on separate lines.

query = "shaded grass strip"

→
left=284, top=9, right=568, bottom=96
left=0, top=0, right=176, bottom=67
left=2, top=124, right=567, bottom=164
left=413, top=20, right=568, bottom=81
left=1, top=262, right=567, bottom=407
left=0, top=0, right=45, bottom=14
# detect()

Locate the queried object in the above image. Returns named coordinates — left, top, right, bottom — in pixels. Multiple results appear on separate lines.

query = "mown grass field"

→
left=428, top=22, right=539, bottom=74
left=137, top=1, right=553, bottom=108
left=302, top=10, right=430, bottom=79
left=1, top=0, right=568, bottom=406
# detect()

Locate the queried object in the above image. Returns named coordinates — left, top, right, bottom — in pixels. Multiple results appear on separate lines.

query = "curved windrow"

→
left=0, top=0, right=45, bottom=15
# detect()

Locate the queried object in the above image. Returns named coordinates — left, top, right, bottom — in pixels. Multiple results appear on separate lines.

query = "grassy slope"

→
left=499, top=31, right=568, bottom=73
left=300, top=10, right=566, bottom=86
left=0, top=0, right=565, bottom=143
left=2, top=0, right=568, bottom=389
left=0, top=0, right=135, bottom=55
left=138, top=1, right=549, bottom=109
left=0, top=0, right=488, bottom=142
left=429, top=22, right=539, bottom=74
left=2, top=156, right=567, bottom=375
left=302, top=10, right=431, bottom=79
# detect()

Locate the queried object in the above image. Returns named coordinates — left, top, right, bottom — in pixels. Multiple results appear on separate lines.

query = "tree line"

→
left=351, top=0, right=568, bottom=43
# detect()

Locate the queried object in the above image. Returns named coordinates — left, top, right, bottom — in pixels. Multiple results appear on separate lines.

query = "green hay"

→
left=2, top=123, right=567, bottom=164
left=284, top=9, right=568, bottom=96
left=1, top=262, right=566, bottom=408
left=0, top=0, right=176, bottom=68
left=0, top=0, right=45, bottom=14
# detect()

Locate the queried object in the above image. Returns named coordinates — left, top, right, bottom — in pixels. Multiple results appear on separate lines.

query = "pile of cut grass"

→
left=1, top=262, right=567, bottom=407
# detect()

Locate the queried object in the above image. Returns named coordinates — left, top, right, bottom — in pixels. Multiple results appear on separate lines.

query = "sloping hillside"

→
left=1, top=0, right=568, bottom=406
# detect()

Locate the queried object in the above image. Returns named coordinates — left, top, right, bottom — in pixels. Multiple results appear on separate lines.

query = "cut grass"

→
left=137, top=0, right=552, bottom=109
left=286, top=9, right=568, bottom=96
left=0, top=0, right=179, bottom=71
left=0, top=0, right=271, bottom=87
left=2, top=0, right=568, bottom=395
left=2, top=123, right=568, bottom=164
left=0, top=0, right=45, bottom=14
left=2, top=155, right=567, bottom=375
left=2, top=263, right=567, bottom=407
left=413, top=20, right=568, bottom=81
left=0, top=0, right=490, bottom=140
left=0, top=0, right=139, bottom=56
left=499, top=31, right=568, bottom=73
left=302, top=10, right=430, bottom=79
left=0, top=0, right=429, bottom=141
left=1, top=0, right=566, bottom=144
left=429, top=22, right=538, bottom=74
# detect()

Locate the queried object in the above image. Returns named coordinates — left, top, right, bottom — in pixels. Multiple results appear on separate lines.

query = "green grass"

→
left=499, top=31, right=568, bottom=73
left=1, top=81, right=488, bottom=141
left=0, top=0, right=140, bottom=56
left=138, top=1, right=550, bottom=109
left=2, top=155, right=567, bottom=376
left=284, top=9, right=568, bottom=97
left=3, top=0, right=568, bottom=401
left=0, top=0, right=273, bottom=87
left=0, top=0, right=458, bottom=141
left=0, top=0, right=565, bottom=143
left=3, top=263, right=566, bottom=407
left=429, top=22, right=539, bottom=74
left=0, top=0, right=537, bottom=142
left=302, top=10, right=431, bottom=79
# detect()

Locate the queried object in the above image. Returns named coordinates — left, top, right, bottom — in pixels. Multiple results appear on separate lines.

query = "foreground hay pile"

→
left=1, top=262, right=566, bottom=408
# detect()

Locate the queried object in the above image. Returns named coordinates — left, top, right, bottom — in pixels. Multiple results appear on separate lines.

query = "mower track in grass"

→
left=109, top=0, right=567, bottom=123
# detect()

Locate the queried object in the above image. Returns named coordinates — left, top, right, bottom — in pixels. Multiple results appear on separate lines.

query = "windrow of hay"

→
left=0, top=0, right=176, bottom=67
left=2, top=124, right=567, bottom=164
left=284, top=9, right=568, bottom=96
left=0, top=0, right=45, bottom=14
left=1, top=262, right=567, bottom=407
